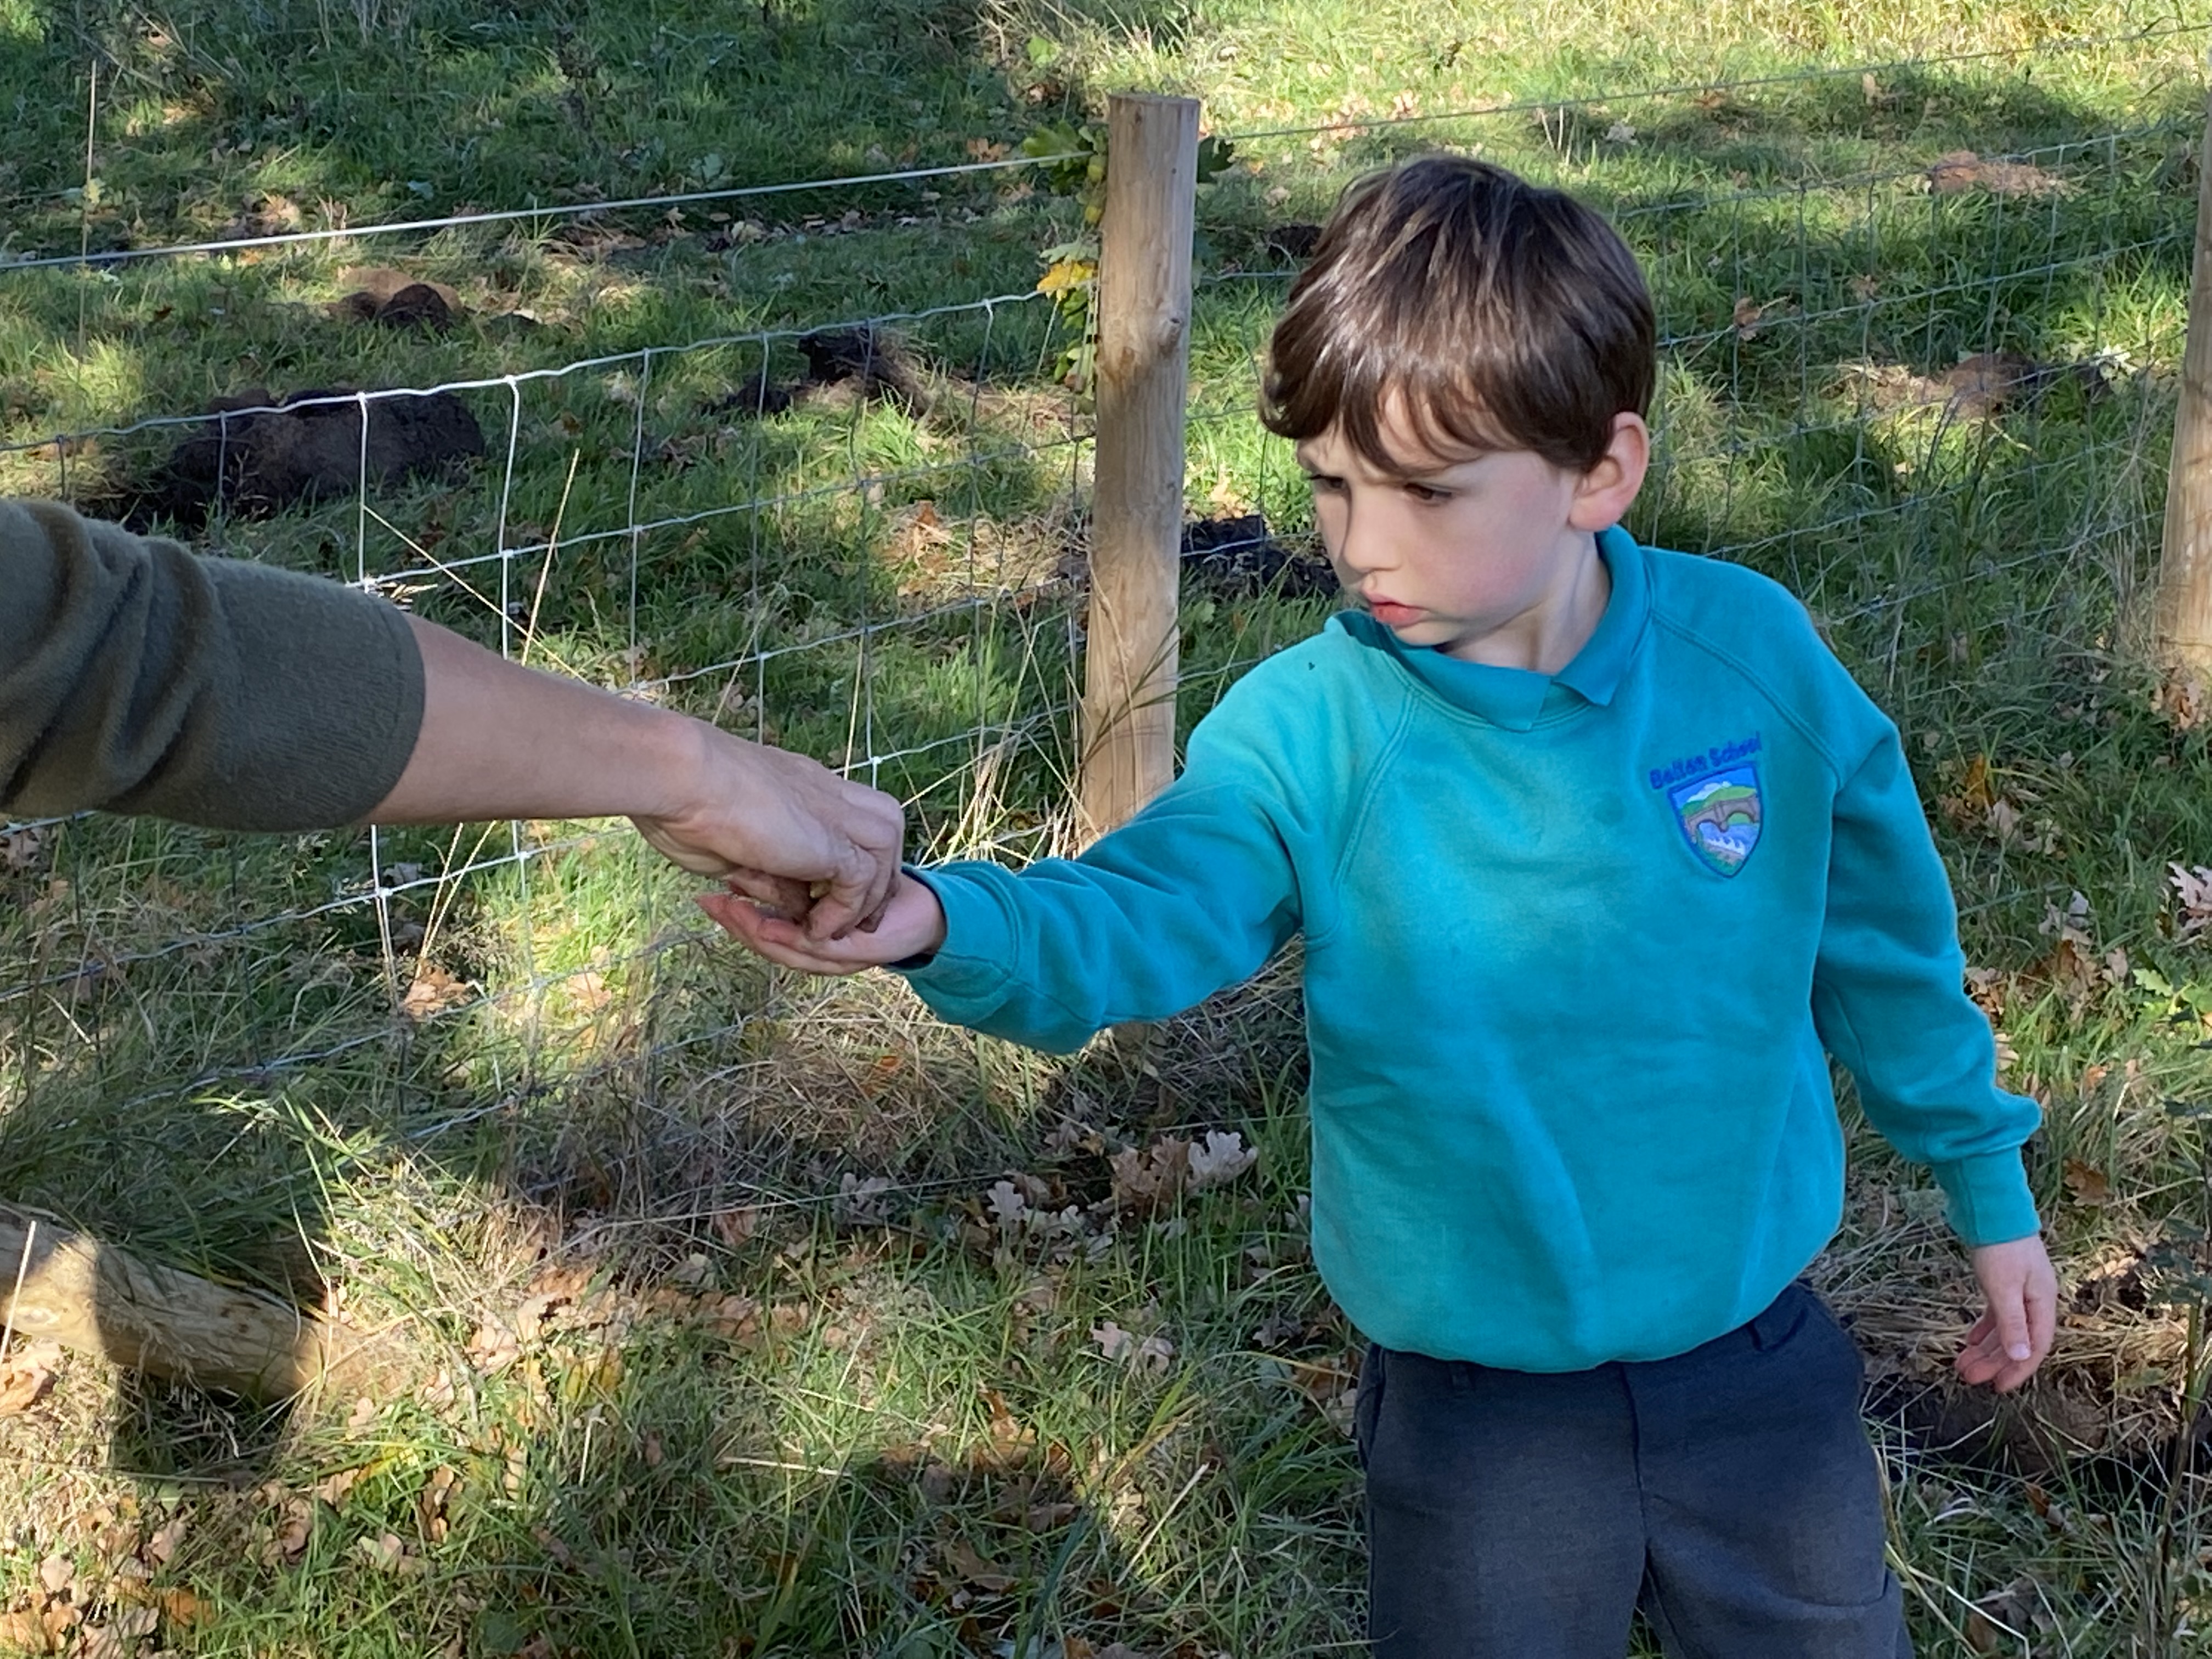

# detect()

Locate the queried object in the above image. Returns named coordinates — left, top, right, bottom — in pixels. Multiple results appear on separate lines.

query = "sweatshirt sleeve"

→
left=0, top=499, right=426, bottom=831
left=896, top=713, right=1307, bottom=1054
left=1810, top=723, right=2042, bottom=1246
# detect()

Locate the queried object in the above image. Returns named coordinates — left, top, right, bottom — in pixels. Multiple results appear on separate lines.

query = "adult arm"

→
left=0, top=500, right=901, bottom=934
left=380, top=617, right=903, bottom=931
left=0, top=498, right=422, bottom=830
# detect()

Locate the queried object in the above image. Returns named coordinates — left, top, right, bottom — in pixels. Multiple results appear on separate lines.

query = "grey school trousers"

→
left=1353, top=1281, right=1912, bottom=1659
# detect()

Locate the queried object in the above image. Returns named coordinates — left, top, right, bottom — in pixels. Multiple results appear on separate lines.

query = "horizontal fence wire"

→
left=0, top=153, right=1062, bottom=274
left=0, top=32, right=2202, bottom=1243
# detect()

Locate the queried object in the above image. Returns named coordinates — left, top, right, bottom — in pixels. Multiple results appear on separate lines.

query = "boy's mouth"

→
left=1365, top=597, right=1424, bottom=627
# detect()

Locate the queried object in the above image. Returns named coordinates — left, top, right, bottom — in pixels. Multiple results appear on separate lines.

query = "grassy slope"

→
left=3, top=0, right=2212, bottom=1654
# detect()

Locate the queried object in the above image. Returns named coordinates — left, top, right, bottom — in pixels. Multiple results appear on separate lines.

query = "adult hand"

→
left=634, top=724, right=904, bottom=938
left=699, top=870, right=947, bottom=973
left=372, top=618, right=905, bottom=939
left=1955, top=1233, right=2057, bottom=1393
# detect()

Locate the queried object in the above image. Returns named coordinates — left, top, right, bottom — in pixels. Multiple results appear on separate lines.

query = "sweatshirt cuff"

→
left=891, top=865, right=1015, bottom=1012
left=1930, top=1150, right=2040, bottom=1247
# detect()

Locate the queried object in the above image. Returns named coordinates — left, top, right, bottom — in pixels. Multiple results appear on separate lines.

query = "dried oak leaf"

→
left=2171, top=864, right=2212, bottom=943
left=75, top=1606, right=158, bottom=1659
left=143, top=1515, right=188, bottom=1567
left=401, top=963, right=473, bottom=1020
left=1186, top=1130, right=1258, bottom=1190
left=0, top=1341, right=62, bottom=1415
left=2062, top=1159, right=2112, bottom=1206
left=940, top=1538, right=1016, bottom=1593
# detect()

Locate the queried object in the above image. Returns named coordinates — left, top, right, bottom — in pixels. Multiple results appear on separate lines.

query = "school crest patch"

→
left=1667, top=765, right=1763, bottom=876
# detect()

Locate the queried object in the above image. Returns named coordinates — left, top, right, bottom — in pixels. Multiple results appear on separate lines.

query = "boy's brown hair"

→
left=1261, top=155, right=1655, bottom=475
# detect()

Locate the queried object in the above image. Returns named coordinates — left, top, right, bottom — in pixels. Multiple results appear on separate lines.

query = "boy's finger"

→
left=697, top=894, right=864, bottom=975
left=1990, top=1284, right=2033, bottom=1365
left=2027, top=1271, right=2058, bottom=1361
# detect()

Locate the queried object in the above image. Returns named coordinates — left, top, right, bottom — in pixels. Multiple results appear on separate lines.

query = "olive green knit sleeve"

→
left=0, top=499, right=426, bottom=831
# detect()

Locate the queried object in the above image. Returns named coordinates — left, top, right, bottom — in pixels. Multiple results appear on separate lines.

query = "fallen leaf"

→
left=345, top=1396, right=378, bottom=1431
left=987, top=1179, right=1031, bottom=1226
left=144, top=1515, right=188, bottom=1566
left=313, top=1465, right=365, bottom=1508
left=268, top=1496, right=314, bottom=1564
left=41, top=1601, right=80, bottom=1647
left=2171, top=864, right=2212, bottom=943
left=0, top=1340, right=61, bottom=1415
left=835, top=1172, right=894, bottom=1225
left=159, top=1587, right=213, bottom=1630
left=354, top=1531, right=412, bottom=1573
left=1091, top=1322, right=1175, bottom=1375
left=1108, top=1139, right=1191, bottom=1212
left=2062, top=1159, right=2112, bottom=1206
left=401, top=963, right=473, bottom=1019
left=940, top=1538, right=1016, bottom=1593
left=0, top=1610, right=52, bottom=1654
left=531, top=1525, right=578, bottom=1570
left=1187, top=1130, right=1259, bottom=1190
left=711, top=1206, right=763, bottom=1246
left=36, top=1554, right=74, bottom=1596
left=76, top=1607, right=158, bottom=1659
left=466, top=1317, right=522, bottom=1375
left=1731, top=297, right=1763, bottom=339
left=417, top=1465, right=458, bottom=1543
left=0, top=827, right=44, bottom=870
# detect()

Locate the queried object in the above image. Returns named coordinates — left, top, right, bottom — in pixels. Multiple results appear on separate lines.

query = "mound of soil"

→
left=1842, top=350, right=2112, bottom=420
left=329, top=266, right=466, bottom=332
left=702, top=325, right=935, bottom=420
left=120, top=386, right=486, bottom=529
left=1181, top=512, right=1335, bottom=599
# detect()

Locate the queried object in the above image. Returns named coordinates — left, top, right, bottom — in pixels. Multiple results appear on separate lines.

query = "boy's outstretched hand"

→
left=1956, top=1233, right=2058, bottom=1393
left=699, top=869, right=947, bottom=975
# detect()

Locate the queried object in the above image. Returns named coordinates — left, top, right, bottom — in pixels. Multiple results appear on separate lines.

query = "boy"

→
left=702, top=156, right=2057, bottom=1658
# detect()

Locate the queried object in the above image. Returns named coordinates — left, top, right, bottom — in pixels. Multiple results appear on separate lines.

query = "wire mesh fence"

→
left=0, top=29, right=2206, bottom=1268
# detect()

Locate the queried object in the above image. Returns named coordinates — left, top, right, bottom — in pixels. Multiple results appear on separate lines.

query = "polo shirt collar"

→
left=1334, top=525, right=1652, bottom=731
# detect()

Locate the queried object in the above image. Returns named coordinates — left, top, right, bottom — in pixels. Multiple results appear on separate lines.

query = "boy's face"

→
left=1295, top=402, right=1645, bottom=673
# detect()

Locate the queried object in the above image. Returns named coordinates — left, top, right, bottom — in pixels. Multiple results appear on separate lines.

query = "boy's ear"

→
left=1567, top=412, right=1651, bottom=532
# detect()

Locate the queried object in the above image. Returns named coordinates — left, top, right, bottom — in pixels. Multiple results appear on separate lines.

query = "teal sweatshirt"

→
left=901, top=527, right=2041, bottom=1372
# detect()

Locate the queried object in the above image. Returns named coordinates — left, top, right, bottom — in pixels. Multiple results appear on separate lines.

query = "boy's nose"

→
left=1333, top=508, right=1394, bottom=577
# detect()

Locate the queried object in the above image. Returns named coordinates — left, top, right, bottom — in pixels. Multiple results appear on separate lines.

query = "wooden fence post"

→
left=1079, top=93, right=1199, bottom=839
left=2155, top=79, right=2212, bottom=672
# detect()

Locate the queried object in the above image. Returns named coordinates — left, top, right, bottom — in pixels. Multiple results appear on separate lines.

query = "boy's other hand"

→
left=698, top=870, right=947, bottom=975
left=1956, top=1233, right=2058, bottom=1393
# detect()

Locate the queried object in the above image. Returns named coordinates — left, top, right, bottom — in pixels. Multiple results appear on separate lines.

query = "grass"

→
left=2, top=0, right=2212, bottom=1654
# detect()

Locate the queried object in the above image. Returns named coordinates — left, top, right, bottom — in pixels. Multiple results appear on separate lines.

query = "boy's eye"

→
left=1304, top=473, right=1345, bottom=494
left=1403, top=483, right=1454, bottom=504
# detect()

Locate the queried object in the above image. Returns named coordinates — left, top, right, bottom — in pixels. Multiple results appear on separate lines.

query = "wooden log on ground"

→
left=0, top=1204, right=372, bottom=1401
